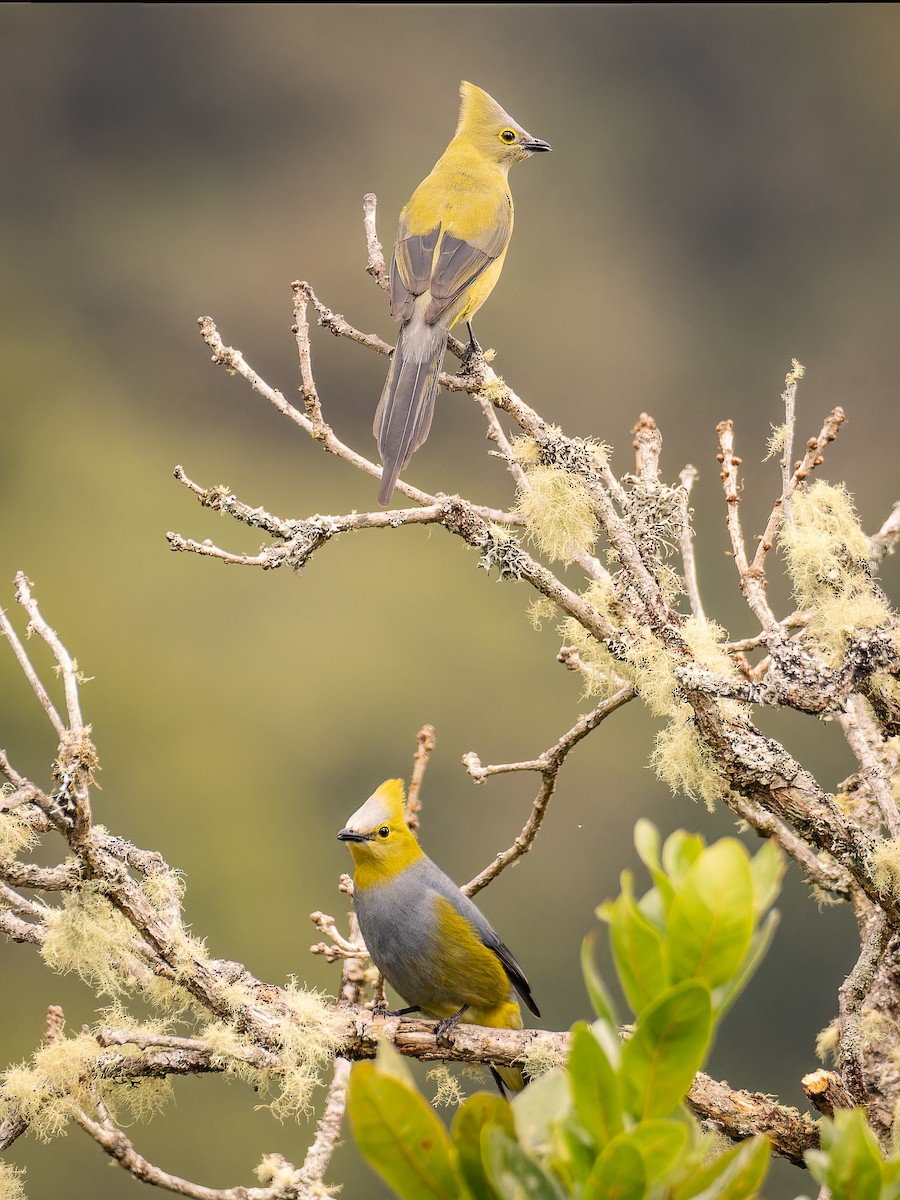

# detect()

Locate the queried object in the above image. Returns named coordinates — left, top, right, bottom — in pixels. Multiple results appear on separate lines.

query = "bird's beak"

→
left=523, top=137, right=552, bottom=153
left=337, top=828, right=371, bottom=842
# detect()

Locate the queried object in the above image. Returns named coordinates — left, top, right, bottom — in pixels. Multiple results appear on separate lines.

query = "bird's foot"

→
left=387, top=1005, right=421, bottom=1018
left=434, top=1006, right=468, bottom=1045
left=460, top=324, right=485, bottom=376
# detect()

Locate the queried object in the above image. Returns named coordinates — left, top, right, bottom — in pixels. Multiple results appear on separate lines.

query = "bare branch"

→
left=14, top=573, right=85, bottom=735
left=716, top=419, right=777, bottom=629
left=297, top=1056, right=352, bottom=1190
left=362, top=192, right=388, bottom=289
left=779, top=361, right=802, bottom=526
left=406, top=724, right=436, bottom=835
left=870, top=500, right=900, bottom=568
left=677, top=465, right=706, bottom=621
left=0, top=599, right=67, bottom=740
left=750, top=405, right=847, bottom=579
left=801, top=1069, right=858, bottom=1118
left=839, top=694, right=900, bottom=838
left=837, top=912, right=890, bottom=1106
left=462, top=686, right=635, bottom=896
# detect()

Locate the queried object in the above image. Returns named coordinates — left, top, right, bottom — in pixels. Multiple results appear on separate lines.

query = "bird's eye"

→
left=499, top=129, right=517, bottom=144
left=377, top=826, right=390, bottom=839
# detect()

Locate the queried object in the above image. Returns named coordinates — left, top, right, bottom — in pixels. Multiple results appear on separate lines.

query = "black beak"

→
left=337, top=828, right=371, bottom=842
left=525, top=138, right=552, bottom=153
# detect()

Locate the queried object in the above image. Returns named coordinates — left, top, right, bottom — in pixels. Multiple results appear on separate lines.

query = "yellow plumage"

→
left=374, top=82, right=551, bottom=505
left=338, top=779, right=539, bottom=1093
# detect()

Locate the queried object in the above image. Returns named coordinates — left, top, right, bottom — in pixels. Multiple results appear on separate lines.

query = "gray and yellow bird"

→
left=374, top=81, right=551, bottom=505
left=338, top=779, right=539, bottom=1093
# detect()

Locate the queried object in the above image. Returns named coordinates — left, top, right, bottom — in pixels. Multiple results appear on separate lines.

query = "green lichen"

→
left=781, top=481, right=896, bottom=665
left=516, top=465, right=598, bottom=564
left=0, top=1161, right=26, bottom=1200
left=0, top=806, right=38, bottom=860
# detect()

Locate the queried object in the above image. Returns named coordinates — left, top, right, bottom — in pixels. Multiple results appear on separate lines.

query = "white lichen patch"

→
left=516, top=465, right=598, bottom=564
left=203, top=980, right=343, bottom=1122
left=41, top=884, right=145, bottom=998
left=871, top=838, right=900, bottom=898
left=426, top=1064, right=466, bottom=1107
left=1, top=1033, right=99, bottom=1141
left=0, top=806, right=39, bottom=860
left=0, top=1160, right=26, bottom=1200
left=781, top=481, right=896, bottom=665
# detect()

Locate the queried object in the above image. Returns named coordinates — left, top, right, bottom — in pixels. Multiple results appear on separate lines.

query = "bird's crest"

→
left=456, top=81, right=515, bottom=138
left=342, top=778, right=407, bottom=835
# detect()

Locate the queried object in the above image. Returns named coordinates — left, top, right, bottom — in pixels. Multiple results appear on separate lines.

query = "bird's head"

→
left=338, top=779, right=421, bottom=878
left=456, top=81, right=552, bottom=166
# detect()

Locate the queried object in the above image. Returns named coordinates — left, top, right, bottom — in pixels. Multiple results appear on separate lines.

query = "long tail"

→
left=374, top=314, right=448, bottom=506
left=474, top=999, right=528, bottom=1096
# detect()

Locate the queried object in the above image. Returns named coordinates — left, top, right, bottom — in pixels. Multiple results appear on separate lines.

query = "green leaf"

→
left=712, top=909, right=780, bottom=1019
left=748, top=839, right=785, bottom=917
left=634, top=819, right=662, bottom=872
left=512, top=1066, right=571, bottom=1157
left=482, top=1128, right=567, bottom=1200
left=661, top=830, right=705, bottom=885
left=626, top=1119, right=691, bottom=1181
left=806, top=1109, right=883, bottom=1200
left=348, top=1062, right=463, bottom=1200
left=452, top=1093, right=512, bottom=1200
left=568, top=1023, right=623, bottom=1147
left=557, top=1113, right=599, bottom=1186
left=620, top=981, right=712, bottom=1119
left=374, top=1036, right=418, bottom=1086
left=634, top=819, right=676, bottom=912
left=880, top=1155, right=900, bottom=1200
left=667, top=840, right=754, bottom=990
left=582, top=1138, right=647, bottom=1200
left=675, top=1135, right=770, bottom=1200
left=606, top=874, right=669, bottom=1016
left=581, top=930, right=619, bottom=1027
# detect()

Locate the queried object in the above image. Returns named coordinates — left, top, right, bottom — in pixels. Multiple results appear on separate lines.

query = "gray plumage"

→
left=353, top=855, right=540, bottom=1019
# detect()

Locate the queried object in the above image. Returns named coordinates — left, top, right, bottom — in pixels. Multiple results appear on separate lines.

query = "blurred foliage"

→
left=1, top=5, right=899, bottom=1197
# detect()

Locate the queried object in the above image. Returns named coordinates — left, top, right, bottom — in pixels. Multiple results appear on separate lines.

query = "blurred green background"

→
left=2, top=5, right=899, bottom=1197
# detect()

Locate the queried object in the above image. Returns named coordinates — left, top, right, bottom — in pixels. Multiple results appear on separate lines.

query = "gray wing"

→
left=390, top=195, right=512, bottom=326
left=423, top=858, right=540, bottom=1018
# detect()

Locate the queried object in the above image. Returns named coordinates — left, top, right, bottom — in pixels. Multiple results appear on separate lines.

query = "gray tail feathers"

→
left=374, top=318, right=448, bottom=506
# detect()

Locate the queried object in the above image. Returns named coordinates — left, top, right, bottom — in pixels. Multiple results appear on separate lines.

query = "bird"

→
left=373, top=81, right=551, bottom=506
left=338, top=778, right=540, bottom=1093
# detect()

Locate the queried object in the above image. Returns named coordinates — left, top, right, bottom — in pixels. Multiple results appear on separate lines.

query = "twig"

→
left=405, top=724, right=436, bottom=836
left=677, top=464, right=705, bottom=621
left=169, top=463, right=520, bottom=569
left=297, top=1056, right=352, bottom=1189
left=0, top=600, right=67, bottom=740
left=779, top=362, right=802, bottom=526
left=362, top=193, right=388, bottom=290
left=870, top=501, right=900, bottom=568
left=14, top=573, right=85, bottom=735
left=801, top=1069, right=858, bottom=1118
left=716, top=420, right=778, bottom=630
left=462, top=686, right=635, bottom=896
left=727, top=793, right=852, bottom=898
left=0, top=907, right=46, bottom=945
left=632, top=412, right=662, bottom=483
left=309, top=910, right=366, bottom=963
left=750, top=405, right=846, bottom=580
left=839, top=694, right=900, bottom=839
left=74, top=1102, right=282, bottom=1200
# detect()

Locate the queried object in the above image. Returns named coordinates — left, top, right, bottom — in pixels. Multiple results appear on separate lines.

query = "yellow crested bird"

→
left=338, top=779, right=539, bottom=1093
left=374, top=81, right=551, bottom=506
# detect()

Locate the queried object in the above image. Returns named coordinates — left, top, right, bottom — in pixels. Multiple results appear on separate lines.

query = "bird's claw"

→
left=460, top=341, right=485, bottom=377
left=434, top=1007, right=467, bottom=1045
